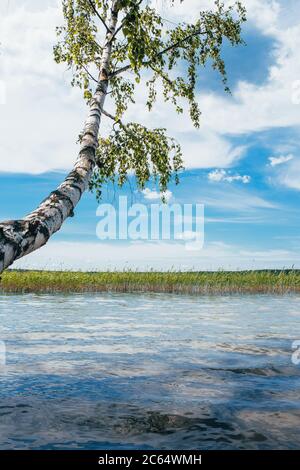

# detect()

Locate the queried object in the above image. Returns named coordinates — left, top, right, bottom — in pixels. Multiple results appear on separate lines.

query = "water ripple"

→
left=0, top=293, right=300, bottom=449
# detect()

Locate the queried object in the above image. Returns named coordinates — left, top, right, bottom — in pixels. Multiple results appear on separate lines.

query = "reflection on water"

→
left=0, top=293, right=299, bottom=449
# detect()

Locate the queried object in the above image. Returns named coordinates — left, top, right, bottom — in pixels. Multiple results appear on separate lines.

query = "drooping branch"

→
left=90, top=121, right=183, bottom=198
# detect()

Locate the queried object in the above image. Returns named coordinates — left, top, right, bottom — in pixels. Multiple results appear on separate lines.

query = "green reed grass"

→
left=1, top=269, right=300, bottom=294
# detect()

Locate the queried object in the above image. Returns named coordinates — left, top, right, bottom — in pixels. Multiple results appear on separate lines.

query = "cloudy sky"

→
left=1, top=0, right=300, bottom=271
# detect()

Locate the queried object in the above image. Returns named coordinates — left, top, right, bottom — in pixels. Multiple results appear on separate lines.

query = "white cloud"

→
left=180, top=134, right=247, bottom=169
left=197, top=8, right=300, bottom=137
left=142, top=188, right=172, bottom=201
left=0, top=1, right=88, bottom=173
left=268, top=154, right=294, bottom=166
left=274, top=157, right=300, bottom=190
left=206, top=215, right=264, bottom=224
left=208, top=169, right=251, bottom=184
left=201, top=187, right=276, bottom=210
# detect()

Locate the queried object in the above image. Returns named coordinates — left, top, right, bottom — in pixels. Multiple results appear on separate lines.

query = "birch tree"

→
left=0, top=0, right=246, bottom=273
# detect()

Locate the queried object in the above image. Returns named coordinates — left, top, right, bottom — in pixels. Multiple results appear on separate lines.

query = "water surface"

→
left=0, top=293, right=299, bottom=449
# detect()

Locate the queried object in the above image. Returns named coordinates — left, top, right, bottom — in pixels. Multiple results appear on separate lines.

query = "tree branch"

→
left=110, top=28, right=208, bottom=78
left=109, top=63, right=132, bottom=78
left=82, top=65, right=98, bottom=83
left=88, top=0, right=110, bottom=33
left=154, top=28, right=205, bottom=60
left=109, top=22, right=124, bottom=42
left=101, top=108, right=118, bottom=121
left=148, top=64, right=173, bottom=87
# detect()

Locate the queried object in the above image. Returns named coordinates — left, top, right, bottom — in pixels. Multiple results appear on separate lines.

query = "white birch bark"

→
left=0, top=1, right=119, bottom=273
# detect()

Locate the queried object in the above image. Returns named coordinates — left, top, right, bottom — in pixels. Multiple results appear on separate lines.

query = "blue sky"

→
left=1, top=0, right=300, bottom=270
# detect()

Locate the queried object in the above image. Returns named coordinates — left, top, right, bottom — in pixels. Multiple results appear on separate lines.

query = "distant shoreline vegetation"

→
left=1, top=270, right=300, bottom=294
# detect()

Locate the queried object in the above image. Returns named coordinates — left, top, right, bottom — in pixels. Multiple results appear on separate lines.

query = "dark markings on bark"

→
left=82, top=133, right=97, bottom=141
left=65, top=170, right=86, bottom=195
left=70, top=183, right=84, bottom=195
left=66, top=169, right=82, bottom=182
left=72, top=166, right=93, bottom=180
left=79, top=146, right=97, bottom=159
left=50, top=203, right=64, bottom=223
left=29, top=219, right=51, bottom=243
left=50, top=190, right=75, bottom=216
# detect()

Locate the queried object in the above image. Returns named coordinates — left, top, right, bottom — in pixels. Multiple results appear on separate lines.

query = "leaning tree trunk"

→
left=0, top=1, right=119, bottom=274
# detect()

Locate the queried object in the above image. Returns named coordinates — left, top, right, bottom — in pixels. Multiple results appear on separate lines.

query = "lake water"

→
left=0, top=293, right=299, bottom=450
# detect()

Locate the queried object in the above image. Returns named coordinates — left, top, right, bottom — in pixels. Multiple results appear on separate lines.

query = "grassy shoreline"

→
left=1, top=269, right=300, bottom=294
